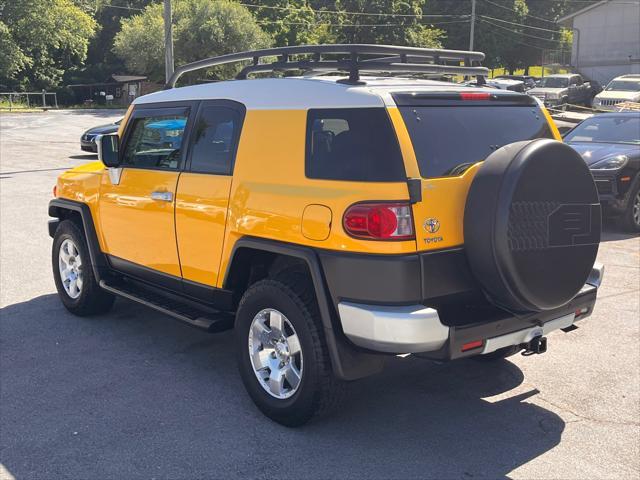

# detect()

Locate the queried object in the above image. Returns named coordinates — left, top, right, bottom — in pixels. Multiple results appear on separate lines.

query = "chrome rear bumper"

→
left=337, top=264, right=603, bottom=356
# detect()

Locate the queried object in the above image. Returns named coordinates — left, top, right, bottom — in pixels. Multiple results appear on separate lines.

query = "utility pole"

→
left=469, top=0, right=476, bottom=51
left=164, top=0, right=174, bottom=84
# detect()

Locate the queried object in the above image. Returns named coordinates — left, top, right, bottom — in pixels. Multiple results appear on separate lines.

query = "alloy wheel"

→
left=248, top=308, right=303, bottom=399
left=58, top=238, right=83, bottom=299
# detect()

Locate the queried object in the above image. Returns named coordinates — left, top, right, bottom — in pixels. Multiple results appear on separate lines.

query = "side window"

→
left=305, top=108, right=405, bottom=182
left=122, top=113, right=188, bottom=170
left=189, top=105, right=241, bottom=175
left=576, top=77, right=583, bottom=85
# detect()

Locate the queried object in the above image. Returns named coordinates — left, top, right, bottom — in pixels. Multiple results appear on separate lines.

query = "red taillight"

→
left=53, top=185, right=57, bottom=197
left=461, top=340, right=484, bottom=352
left=460, top=92, right=491, bottom=101
left=343, top=202, right=414, bottom=240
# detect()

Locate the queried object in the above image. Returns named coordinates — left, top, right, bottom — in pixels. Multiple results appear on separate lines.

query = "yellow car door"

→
left=175, top=101, right=244, bottom=293
left=98, top=106, right=191, bottom=278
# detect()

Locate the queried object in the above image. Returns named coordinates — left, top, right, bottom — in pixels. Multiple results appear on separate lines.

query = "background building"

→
left=558, top=0, right=640, bottom=85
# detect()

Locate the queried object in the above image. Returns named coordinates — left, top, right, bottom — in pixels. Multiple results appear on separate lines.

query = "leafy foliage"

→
left=330, top=0, right=442, bottom=47
left=0, top=0, right=588, bottom=91
left=0, top=0, right=96, bottom=90
left=113, top=0, right=272, bottom=82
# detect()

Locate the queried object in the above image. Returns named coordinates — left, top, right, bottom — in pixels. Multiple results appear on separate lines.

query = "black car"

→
left=80, top=119, right=122, bottom=152
left=564, top=112, right=640, bottom=232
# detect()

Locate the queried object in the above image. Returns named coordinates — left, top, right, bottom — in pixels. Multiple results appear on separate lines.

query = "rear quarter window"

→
left=397, top=102, right=553, bottom=178
left=305, top=108, right=406, bottom=182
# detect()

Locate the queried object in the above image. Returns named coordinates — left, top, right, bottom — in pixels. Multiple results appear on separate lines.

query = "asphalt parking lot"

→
left=1, top=110, right=639, bottom=479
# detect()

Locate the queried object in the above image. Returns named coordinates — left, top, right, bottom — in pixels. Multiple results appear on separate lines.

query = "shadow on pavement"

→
left=0, top=294, right=564, bottom=479
left=600, top=218, right=639, bottom=242
left=69, top=154, right=98, bottom=160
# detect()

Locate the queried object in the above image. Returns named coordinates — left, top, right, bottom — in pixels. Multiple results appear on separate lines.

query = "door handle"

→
left=150, top=191, right=173, bottom=202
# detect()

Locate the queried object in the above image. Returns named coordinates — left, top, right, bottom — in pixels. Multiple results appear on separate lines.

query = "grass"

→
left=489, top=65, right=570, bottom=78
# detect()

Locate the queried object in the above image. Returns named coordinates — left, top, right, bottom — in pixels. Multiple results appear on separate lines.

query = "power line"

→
left=256, top=19, right=470, bottom=27
left=238, top=3, right=468, bottom=18
left=480, top=19, right=565, bottom=43
left=480, top=15, right=562, bottom=33
left=486, top=24, right=550, bottom=51
left=480, top=0, right=558, bottom=24
left=99, top=4, right=144, bottom=12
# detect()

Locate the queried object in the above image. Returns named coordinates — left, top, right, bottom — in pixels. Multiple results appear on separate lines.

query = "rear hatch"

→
left=391, top=91, right=556, bottom=252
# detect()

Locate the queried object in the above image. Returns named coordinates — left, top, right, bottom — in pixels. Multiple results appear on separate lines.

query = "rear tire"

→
left=52, top=220, right=115, bottom=316
left=235, top=276, right=345, bottom=427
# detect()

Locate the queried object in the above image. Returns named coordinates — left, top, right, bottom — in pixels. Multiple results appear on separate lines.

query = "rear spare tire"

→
left=464, top=139, right=601, bottom=312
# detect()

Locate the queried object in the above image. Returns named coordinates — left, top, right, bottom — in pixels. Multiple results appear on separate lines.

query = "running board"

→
left=99, top=280, right=234, bottom=332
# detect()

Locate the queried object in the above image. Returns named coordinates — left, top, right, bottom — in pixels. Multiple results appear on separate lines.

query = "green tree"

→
left=242, top=0, right=321, bottom=46
left=425, top=0, right=574, bottom=73
left=0, top=0, right=96, bottom=89
left=329, top=0, right=443, bottom=47
left=0, top=21, right=29, bottom=88
left=70, top=1, right=155, bottom=85
left=114, top=0, right=272, bottom=83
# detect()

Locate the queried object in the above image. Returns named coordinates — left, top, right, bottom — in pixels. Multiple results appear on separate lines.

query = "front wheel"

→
left=52, top=220, right=115, bottom=316
left=235, top=278, right=344, bottom=426
left=619, top=181, right=640, bottom=233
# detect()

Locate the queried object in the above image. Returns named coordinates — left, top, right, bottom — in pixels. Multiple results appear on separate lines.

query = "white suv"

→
left=593, top=74, right=640, bottom=111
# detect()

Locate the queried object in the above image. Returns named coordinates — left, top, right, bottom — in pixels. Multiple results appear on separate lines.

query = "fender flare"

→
left=49, top=198, right=109, bottom=283
left=224, top=237, right=385, bottom=380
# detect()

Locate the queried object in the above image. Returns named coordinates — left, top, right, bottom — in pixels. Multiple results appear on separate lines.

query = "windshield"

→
left=605, top=80, right=640, bottom=92
left=564, top=116, right=640, bottom=145
left=539, top=77, right=569, bottom=88
left=398, top=105, right=553, bottom=178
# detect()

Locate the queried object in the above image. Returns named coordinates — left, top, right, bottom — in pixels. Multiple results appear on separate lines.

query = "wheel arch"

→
left=49, top=199, right=109, bottom=282
left=223, top=237, right=385, bottom=380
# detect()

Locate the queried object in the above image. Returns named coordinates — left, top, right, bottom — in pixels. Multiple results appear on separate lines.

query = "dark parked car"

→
left=80, top=119, right=121, bottom=152
left=564, top=112, right=640, bottom=231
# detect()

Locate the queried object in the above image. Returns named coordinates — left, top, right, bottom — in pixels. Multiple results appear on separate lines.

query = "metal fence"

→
left=0, top=91, right=59, bottom=111
left=541, top=49, right=572, bottom=77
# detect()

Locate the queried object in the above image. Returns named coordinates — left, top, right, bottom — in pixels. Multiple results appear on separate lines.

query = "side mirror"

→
left=97, top=133, right=120, bottom=168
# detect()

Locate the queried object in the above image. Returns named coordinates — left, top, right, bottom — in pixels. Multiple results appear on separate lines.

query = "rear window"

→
left=305, top=108, right=406, bottom=182
left=398, top=104, right=553, bottom=178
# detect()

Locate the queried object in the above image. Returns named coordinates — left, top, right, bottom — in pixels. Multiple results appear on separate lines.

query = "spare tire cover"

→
left=464, top=139, right=600, bottom=312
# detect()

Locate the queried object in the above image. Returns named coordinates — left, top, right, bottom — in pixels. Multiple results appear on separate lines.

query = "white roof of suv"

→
left=134, top=76, right=506, bottom=110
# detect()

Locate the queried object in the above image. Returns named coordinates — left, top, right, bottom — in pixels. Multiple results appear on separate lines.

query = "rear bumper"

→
left=337, top=264, right=603, bottom=358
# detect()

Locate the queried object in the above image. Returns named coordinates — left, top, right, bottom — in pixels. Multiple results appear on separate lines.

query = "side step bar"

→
left=99, top=280, right=234, bottom=332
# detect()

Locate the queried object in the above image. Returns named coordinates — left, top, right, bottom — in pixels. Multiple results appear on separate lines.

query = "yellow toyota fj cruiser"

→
left=49, top=45, right=603, bottom=426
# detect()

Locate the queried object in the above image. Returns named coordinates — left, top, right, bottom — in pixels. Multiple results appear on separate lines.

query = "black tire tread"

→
left=52, top=220, right=115, bottom=316
left=237, top=271, right=345, bottom=426
left=619, top=180, right=640, bottom=233
left=272, top=268, right=347, bottom=418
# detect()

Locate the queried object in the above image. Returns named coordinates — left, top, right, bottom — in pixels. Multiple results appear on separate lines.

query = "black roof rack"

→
left=165, top=44, right=488, bottom=88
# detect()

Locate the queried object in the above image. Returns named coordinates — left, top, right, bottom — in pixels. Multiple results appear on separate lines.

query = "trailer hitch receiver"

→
left=522, top=335, right=547, bottom=356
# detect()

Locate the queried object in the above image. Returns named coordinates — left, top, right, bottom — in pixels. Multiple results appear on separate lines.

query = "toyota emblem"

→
left=424, top=218, right=440, bottom=234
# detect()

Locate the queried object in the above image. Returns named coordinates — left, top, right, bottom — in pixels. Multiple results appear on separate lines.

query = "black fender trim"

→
left=48, top=198, right=109, bottom=283
left=225, top=237, right=385, bottom=380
